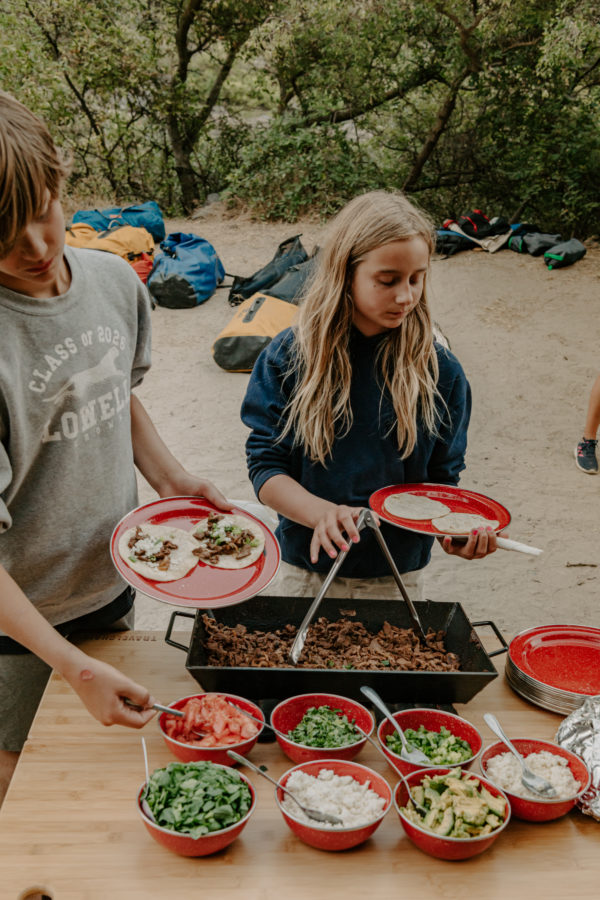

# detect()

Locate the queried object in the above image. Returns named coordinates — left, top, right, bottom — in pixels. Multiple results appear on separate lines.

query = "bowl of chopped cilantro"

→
left=271, top=693, right=374, bottom=764
left=377, top=708, right=482, bottom=776
left=138, top=760, right=256, bottom=856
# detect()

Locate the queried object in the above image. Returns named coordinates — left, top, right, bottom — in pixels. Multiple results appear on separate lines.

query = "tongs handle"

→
left=362, top=509, right=427, bottom=641
left=287, top=508, right=427, bottom=665
left=287, top=524, right=355, bottom=665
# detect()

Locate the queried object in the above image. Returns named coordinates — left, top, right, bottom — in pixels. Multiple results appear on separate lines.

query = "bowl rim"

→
left=479, top=737, right=591, bottom=804
left=393, top=765, right=511, bottom=844
left=377, top=708, right=482, bottom=766
left=137, top=766, right=256, bottom=839
left=271, top=692, right=375, bottom=751
left=158, top=692, right=265, bottom=751
left=275, top=757, right=392, bottom=833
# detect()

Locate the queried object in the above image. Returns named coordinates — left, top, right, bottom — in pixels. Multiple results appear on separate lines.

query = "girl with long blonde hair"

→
left=242, top=190, right=498, bottom=600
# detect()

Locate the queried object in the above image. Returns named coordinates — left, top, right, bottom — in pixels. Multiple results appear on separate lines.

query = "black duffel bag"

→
left=228, top=235, right=308, bottom=306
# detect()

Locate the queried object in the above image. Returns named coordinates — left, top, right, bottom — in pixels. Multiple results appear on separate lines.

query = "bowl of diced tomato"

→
left=159, top=693, right=265, bottom=765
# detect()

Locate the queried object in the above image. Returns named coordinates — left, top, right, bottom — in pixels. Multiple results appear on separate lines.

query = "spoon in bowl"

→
left=483, top=713, right=557, bottom=798
left=227, top=750, right=343, bottom=825
left=353, top=723, right=428, bottom=816
left=140, top=737, right=156, bottom=822
left=360, top=686, right=430, bottom=765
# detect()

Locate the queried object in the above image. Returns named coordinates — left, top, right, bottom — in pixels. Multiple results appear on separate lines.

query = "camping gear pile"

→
left=436, top=209, right=586, bottom=269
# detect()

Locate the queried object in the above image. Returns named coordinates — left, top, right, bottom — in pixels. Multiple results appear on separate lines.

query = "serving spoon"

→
left=352, top=723, right=428, bottom=816
left=360, top=686, right=430, bottom=765
left=140, top=737, right=156, bottom=822
left=483, top=712, right=557, bottom=798
left=227, top=750, right=343, bottom=825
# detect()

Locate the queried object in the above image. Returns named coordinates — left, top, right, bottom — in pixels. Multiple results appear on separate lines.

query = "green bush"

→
left=226, top=122, right=381, bottom=221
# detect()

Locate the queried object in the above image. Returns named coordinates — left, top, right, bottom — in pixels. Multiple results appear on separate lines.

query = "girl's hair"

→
left=0, top=91, right=68, bottom=258
left=282, top=190, right=439, bottom=465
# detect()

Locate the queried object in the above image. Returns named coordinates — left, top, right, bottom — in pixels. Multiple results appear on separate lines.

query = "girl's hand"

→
left=310, top=505, right=374, bottom=563
left=157, top=471, right=231, bottom=511
left=440, top=526, right=505, bottom=560
left=64, top=657, right=157, bottom=728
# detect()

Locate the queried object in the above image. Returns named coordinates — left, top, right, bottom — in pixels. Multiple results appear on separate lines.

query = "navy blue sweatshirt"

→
left=241, top=327, right=471, bottom=578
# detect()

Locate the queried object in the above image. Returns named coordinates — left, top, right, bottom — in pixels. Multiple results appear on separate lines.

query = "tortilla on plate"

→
left=384, top=492, right=451, bottom=520
left=431, top=512, right=499, bottom=534
left=118, top=523, right=199, bottom=581
left=192, top=512, right=265, bottom=569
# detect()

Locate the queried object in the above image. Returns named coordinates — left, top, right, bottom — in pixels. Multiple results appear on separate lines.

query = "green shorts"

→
left=0, top=589, right=135, bottom=753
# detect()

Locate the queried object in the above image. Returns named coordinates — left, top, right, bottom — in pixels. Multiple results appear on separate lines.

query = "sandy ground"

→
left=132, top=204, right=600, bottom=643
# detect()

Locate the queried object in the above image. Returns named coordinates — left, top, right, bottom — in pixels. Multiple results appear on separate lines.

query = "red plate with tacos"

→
left=369, top=483, right=511, bottom=536
left=110, top=497, right=280, bottom=608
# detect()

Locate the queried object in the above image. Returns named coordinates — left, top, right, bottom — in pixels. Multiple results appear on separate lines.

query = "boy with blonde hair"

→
left=0, top=91, right=229, bottom=803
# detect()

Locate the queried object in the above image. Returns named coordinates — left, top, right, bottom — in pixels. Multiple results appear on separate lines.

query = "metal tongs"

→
left=288, top=508, right=427, bottom=665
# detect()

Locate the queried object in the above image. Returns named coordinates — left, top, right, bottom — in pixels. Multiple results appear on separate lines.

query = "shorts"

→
left=267, top=561, right=425, bottom=602
left=0, top=587, right=135, bottom=753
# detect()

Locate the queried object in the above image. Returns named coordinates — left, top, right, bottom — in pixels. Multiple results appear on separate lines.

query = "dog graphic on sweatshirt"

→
left=43, top=346, right=126, bottom=405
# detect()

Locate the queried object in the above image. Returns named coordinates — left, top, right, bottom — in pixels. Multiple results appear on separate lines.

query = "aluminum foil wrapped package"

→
left=556, top=695, right=600, bottom=820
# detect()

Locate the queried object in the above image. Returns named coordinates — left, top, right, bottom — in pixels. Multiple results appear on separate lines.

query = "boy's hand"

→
left=310, top=505, right=373, bottom=563
left=157, top=471, right=231, bottom=511
left=64, top=657, right=157, bottom=728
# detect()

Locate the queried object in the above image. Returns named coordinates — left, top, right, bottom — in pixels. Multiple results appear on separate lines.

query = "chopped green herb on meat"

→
left=386, top=724, right=472, bottom=764
left=287, top=705, right=360, bottom=748
left=144, top=761, right=252, bottom=838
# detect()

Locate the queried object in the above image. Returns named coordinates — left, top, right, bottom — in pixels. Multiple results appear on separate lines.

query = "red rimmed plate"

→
left=369, top=483, right=511, bottom=536
left=110, top=497, right=280, bottom=609
left=509, top=625, right=600, bottom=696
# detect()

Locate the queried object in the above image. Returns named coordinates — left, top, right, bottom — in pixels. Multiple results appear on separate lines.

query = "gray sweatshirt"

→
left=0, top=246, right=152, bottom=627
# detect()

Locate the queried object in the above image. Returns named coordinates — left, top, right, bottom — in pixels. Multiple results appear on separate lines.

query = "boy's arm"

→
left=0, top=565, right=155, bottom=728
left=130, top=394, right=230, bottom=508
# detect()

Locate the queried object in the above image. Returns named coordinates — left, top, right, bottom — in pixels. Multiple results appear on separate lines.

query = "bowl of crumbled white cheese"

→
left=276, top=760, right=392, bottom=850
left=480, top=738, right=590, bottom=821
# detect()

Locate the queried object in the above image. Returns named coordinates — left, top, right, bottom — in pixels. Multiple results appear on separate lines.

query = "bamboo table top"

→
left=0, top=630, right=597, bottom=900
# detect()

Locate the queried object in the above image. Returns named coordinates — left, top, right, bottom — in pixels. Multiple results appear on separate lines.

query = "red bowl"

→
left=377, top=708, right=482, bottom=777
left=480, top=738, right=590, bottom=822
left=159, top=693, right=264, bottom=765
left=394, top=766, right=510, bottom=861
left=137, top=768, right=256, bottom=857
left=270, top=693, right=374, bottom=764
left=276, top=758, right=391, bottom=851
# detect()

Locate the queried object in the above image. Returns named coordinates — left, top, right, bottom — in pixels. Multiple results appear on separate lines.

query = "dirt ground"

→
left=132, top=203, right=600, bottom=643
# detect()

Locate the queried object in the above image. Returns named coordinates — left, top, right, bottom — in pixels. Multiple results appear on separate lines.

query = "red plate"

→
left=509, top=625, right=600, bottom=695
left=369, top=483, right=511, bottom=536
left=110, top=497, right=280, bottom=609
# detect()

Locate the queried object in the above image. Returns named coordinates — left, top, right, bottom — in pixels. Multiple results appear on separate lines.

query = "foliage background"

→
left=0, top=0, right=598, bottom=235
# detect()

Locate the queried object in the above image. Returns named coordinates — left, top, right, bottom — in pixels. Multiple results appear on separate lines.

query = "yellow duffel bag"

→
left=212, top=292, right=298, bottom=373
left=65, top=222, right=154, bottom=261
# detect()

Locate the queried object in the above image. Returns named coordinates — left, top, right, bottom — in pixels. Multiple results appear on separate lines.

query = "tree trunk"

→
left=402, top=69, right=470, bottom=192
left=167, top=117, right=199, bottom=213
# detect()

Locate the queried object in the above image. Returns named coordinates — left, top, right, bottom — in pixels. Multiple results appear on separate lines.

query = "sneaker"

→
left=574, top=438, right=598, bottom=474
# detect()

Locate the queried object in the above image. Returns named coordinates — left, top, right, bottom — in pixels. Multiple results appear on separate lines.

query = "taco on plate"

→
left=118, top=523, right=199, bottom=581
left=192, top=512, right=265, bottom=568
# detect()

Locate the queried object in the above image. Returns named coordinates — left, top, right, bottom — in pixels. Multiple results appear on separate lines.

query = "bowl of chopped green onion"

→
left=271, top=693, right=375, bottom=764
left=138, top=760, right=256, bottom=856
left=377, top=708, right=482, bottom=777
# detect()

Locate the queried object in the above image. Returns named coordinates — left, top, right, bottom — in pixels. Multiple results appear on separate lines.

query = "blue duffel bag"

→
left=72, top=200, right=165, bottom=242
left=147, top=232, right=225, bottom=308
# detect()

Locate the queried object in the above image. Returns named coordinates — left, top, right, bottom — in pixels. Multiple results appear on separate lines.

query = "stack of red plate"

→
left=505, top=625, right=600, bottom=714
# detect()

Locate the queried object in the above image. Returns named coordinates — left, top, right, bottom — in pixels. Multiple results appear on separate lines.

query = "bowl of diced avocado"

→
left=394, top=767, right=510, bottom=860
left=377, top=708, right=482, bottom=776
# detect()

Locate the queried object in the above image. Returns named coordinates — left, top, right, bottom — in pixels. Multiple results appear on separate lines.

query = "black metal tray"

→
left=164, top=596, right=508, bottom=706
